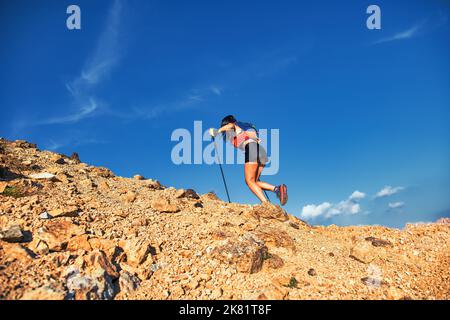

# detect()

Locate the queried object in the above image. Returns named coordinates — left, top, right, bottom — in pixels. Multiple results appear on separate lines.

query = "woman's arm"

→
left=217, top=123, right=235, bottom=134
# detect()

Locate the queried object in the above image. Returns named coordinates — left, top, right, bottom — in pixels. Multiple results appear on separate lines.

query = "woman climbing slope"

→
left=210, top=115, right=288, bottom=205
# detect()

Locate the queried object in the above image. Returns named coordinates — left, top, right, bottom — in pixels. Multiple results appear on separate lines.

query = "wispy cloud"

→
left=388, top=202, right=405, bottom=209
left=44, top=136, right=108, bottom=151
left=372, top=22, right=425, bottom=45
left=37, top=98, right=98, bottom=125
left=375, top=186, right=405, bottom=198
left=301, top=190, right=365, bottom=220
left=120, top=85, right=224, bottom=121
left=39, top=0, right=123, bottom=126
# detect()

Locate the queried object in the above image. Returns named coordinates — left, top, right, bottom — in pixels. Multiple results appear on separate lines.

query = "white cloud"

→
left=301, top=202, right=332, bottom=219
left=372, top=20, right=426, bottom=45
left=38, top=98, right=98, bottom=125
left=349, top=190, right=366, bottom=200
left=375, top=186, right=404, bottom=198
left=300, top=190, right=365, bottom=220
left=37, top=0, right=122, bottom=126
left=210, top=86, right=222, bottom=96
left=388, top=202, right=405, bottom=209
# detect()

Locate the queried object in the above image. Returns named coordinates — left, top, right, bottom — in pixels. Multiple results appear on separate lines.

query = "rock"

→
left=55, top=173, right=70, bottom=183
left=145, top=179, right=161, bottom=189
left=247, top=202, right=288, bottom=222
left=70, top=152, right=81, bottom=163
left=210, top=288, right=223, bottom=299
left=265, top=254, right=284, bottom=269
left=121, top=191, right=137, bottom=203
left=39, top=212, right=53, bottom=219
left=0, top=225, right=24, bottom=243
left=37, top=220, right=85, bottom=252
left=13, top=140, right=36, bottom=149
left=67, top=234, right=92, bottom=252
left=98, top=180, right=110, bottom=191
left=119, top=238, right=154, bottom=267
left=308, top=268, right=317, bottom=276
left=65, top=265, right=116, bottom=300
left=361, top=276, right=386, bottom=287
left=28, top=238, right=50, bottom=255
left=151, top=198, right=180, bottom=213
left=90, top=166, right=114, bottom=178
left=48, top=206, right=80, bottom=218
left=88, top=238, right=118, bottom=260
left=203, top=192, right=220, bottom=201
left=0, top=181, right=8, bottom=193
left=257, top=284, right=288, bottom=300
left=254, top=228, right=295, bottom=251
left=53, top=156, right=66, bottom=165
left=133, top=175, right=145, bottom=180
left=365, top=237, right=392, bottom=247
left=210, top=235, right=268, bottom=274
left=1, top=241, right=33, bottom=263
left=350, top=240, right=378, bottom=264
left=387, top=286, right=408, bottom=300
left=29, top=172, right=57, bottom=180
left=84, top=250, right=119, bottom=279
left=176, top=188, right=200, bottom=199
left=118, top=270, right=140, bottom=294
left=21, top=286, right=66, bottom=300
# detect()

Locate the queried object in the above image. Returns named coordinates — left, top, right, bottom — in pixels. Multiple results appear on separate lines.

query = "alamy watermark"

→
left=170, top=121, right=280, bottom=175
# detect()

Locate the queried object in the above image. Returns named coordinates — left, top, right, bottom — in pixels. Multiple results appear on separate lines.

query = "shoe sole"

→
left=279, top=184, right=288, bottom=206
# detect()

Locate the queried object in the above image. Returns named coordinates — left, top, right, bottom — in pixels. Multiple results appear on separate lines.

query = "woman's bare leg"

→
left=244, top=162, right=268, bottom=202
left=256, top=165, right=276, bottom=191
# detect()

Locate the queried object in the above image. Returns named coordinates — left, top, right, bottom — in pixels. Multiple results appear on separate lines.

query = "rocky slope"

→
left=0, top=138, right=448, bottom=300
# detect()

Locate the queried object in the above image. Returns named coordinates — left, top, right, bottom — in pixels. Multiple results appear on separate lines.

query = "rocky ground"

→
left=0, top=138, right=448, bottom=300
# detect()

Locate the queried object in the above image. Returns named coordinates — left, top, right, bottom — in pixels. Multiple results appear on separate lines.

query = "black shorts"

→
left=244, top=142, right=268, bottom=165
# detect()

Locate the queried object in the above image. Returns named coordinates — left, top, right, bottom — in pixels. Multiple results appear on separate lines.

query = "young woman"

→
left=211, top=115, right=288, bottom=205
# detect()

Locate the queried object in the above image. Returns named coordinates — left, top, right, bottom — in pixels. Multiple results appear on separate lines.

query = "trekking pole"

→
left=263, top=189, right=271, bottom=203
left=210, top=129, right=231, bottom=203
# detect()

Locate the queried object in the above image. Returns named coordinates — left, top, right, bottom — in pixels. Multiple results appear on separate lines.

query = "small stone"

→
left=40, top=212, right=53, bottom=219
left=1, top=241, right=33, bottom=263
left=67, top=234, right=92, bottom=252
left=70, top=152, right=81, bottom=163
left=151, top=198, right=180, bottom=213
left=308, top=268, right=317, bottom=276
left=121, top=191, right=137, bottom=203
left=118, top=270, right=140, bottom=294
left=365, top=237, right=392, bottom=247
left=0, top=225, right=24, bottom=243
left=48, top=206, right=80, bottom=218
left=0, top=181, right=8, bottom=193
left=266, top=254, right=284, bottom=269
left=133, top=175, right=145, bottom=180
left=29, top=172, right=57, bottom=180
left=350, top=240, right=378, bottom=264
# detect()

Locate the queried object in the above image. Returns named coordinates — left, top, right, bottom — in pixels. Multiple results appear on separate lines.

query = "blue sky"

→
left=1, top=0, right=449, bottom=228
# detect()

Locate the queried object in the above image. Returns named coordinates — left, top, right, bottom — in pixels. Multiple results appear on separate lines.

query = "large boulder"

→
left=254, top=228, right=296, bottom=251
left=65, top=250, right=119, bottom=300
left=210, top=235, right=268, bottom=274
left=247, top=202, right=288, bottom=222
left=119, top=238, right=154, bottom=267
left=36, top=220, right=85, bottom=252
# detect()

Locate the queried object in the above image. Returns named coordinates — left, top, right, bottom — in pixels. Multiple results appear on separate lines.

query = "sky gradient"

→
left=1, top=0, right=449, bottom=228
